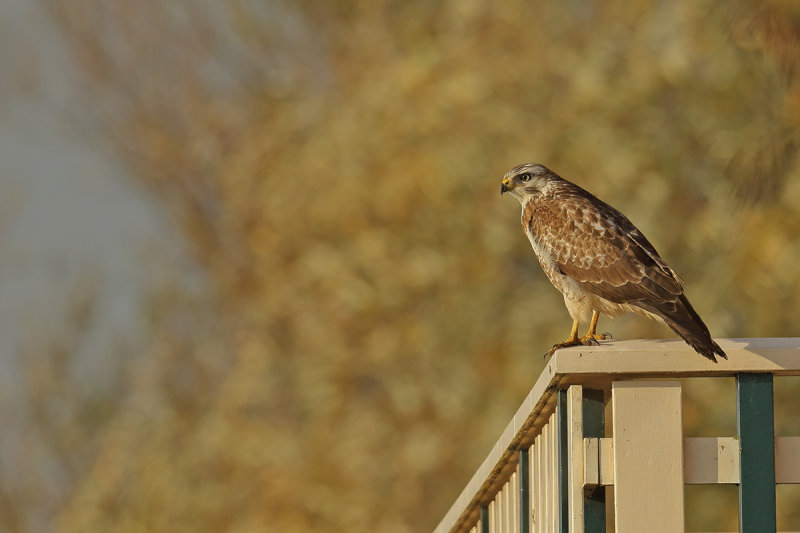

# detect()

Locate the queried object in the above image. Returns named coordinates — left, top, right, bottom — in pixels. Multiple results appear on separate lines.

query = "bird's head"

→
left=500, top=163, right=554, bottom=204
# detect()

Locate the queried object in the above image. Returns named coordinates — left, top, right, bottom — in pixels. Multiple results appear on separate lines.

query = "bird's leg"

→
left=579, top=311, right=611, bottom=346
left=545, top=319, right=582, bottom=359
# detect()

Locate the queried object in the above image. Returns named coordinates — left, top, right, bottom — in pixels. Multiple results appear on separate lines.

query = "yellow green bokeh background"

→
left=19, top=1, right=800, bottom=531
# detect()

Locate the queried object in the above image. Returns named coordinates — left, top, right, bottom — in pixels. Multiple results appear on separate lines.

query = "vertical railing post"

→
left=558, top=390, right=569, bottom=533
left=611, top=381, right=684, bottom=533
left=567, top=386, right=585, bottom=533
left=736, top=373, right=776, bottom=533
left=519, top=448, right=530, bottom=533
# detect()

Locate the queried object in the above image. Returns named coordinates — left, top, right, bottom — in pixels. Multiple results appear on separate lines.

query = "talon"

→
left=578, top=331, right=610, bottom=346
left=544, top=319, right=582, bottom=359
left=544, top=343, right=565, bottom=359
left=602, top=332, right=613, bottom=339
left=546, top=339, right=581, bottom=358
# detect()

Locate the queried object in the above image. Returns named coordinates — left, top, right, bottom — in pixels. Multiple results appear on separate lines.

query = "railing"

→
left=433, top=338, right=800, bottom=533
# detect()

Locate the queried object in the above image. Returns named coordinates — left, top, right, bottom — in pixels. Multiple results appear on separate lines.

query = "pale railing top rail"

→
left=433, top=337, right=800, bottom=533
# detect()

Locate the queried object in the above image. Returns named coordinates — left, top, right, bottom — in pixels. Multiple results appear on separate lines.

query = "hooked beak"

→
left=500, top=178, right=513, bottom=195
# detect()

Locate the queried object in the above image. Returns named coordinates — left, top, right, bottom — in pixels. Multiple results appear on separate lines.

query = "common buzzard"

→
left=500, top=163, right=727, bottom=362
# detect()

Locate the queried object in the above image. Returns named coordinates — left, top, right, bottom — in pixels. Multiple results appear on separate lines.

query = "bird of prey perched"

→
left=500, top=163, right=727, bottom=362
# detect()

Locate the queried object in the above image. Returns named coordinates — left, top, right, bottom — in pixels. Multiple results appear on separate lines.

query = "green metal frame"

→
left=736, top=373, right=776, bottom=533
left=583, top=389, right=606, bottom=533
left=519, top=447, right=530, bottom=533
left=558, top=390, right=569, bottom=532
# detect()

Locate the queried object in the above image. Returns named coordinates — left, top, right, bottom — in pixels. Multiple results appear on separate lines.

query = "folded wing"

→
left=535, top=191, right=726, bottom=362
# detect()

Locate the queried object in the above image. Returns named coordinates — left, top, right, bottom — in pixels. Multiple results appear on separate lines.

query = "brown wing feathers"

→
left=550, top=197, right=681, bottom=303
left=545, top=188, right=726, bottom=362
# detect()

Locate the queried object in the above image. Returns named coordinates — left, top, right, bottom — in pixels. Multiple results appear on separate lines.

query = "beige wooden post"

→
left=541, top=421, right=550, bottom=532
left=495, top=482, right=503, bottom=533
left=541, top=420, right=550, bottom=533
left=566, top=385, right=584, bottom=533
left=533, top=430, right=543, bottom=532
left=510, top=472, right=519, bottom=533
left=612, top=381, right=684, bottom=533
left=550, top=412, right=558, bottom=533
left=550, top=416, right=557, bottom=533
left=527, top=438, right=535, bottom=533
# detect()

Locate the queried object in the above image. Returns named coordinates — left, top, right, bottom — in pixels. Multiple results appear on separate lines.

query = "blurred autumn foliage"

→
left=16, top=0, right=800, bottom=531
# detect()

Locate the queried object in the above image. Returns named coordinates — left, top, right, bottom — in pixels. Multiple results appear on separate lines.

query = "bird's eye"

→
left=519, top=173, right=532, bottom=182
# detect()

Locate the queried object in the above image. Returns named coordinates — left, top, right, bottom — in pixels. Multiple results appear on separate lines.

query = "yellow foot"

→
left=544, top=338, right=582, bottom=359
left=579, top=331, right=612, bottom=346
